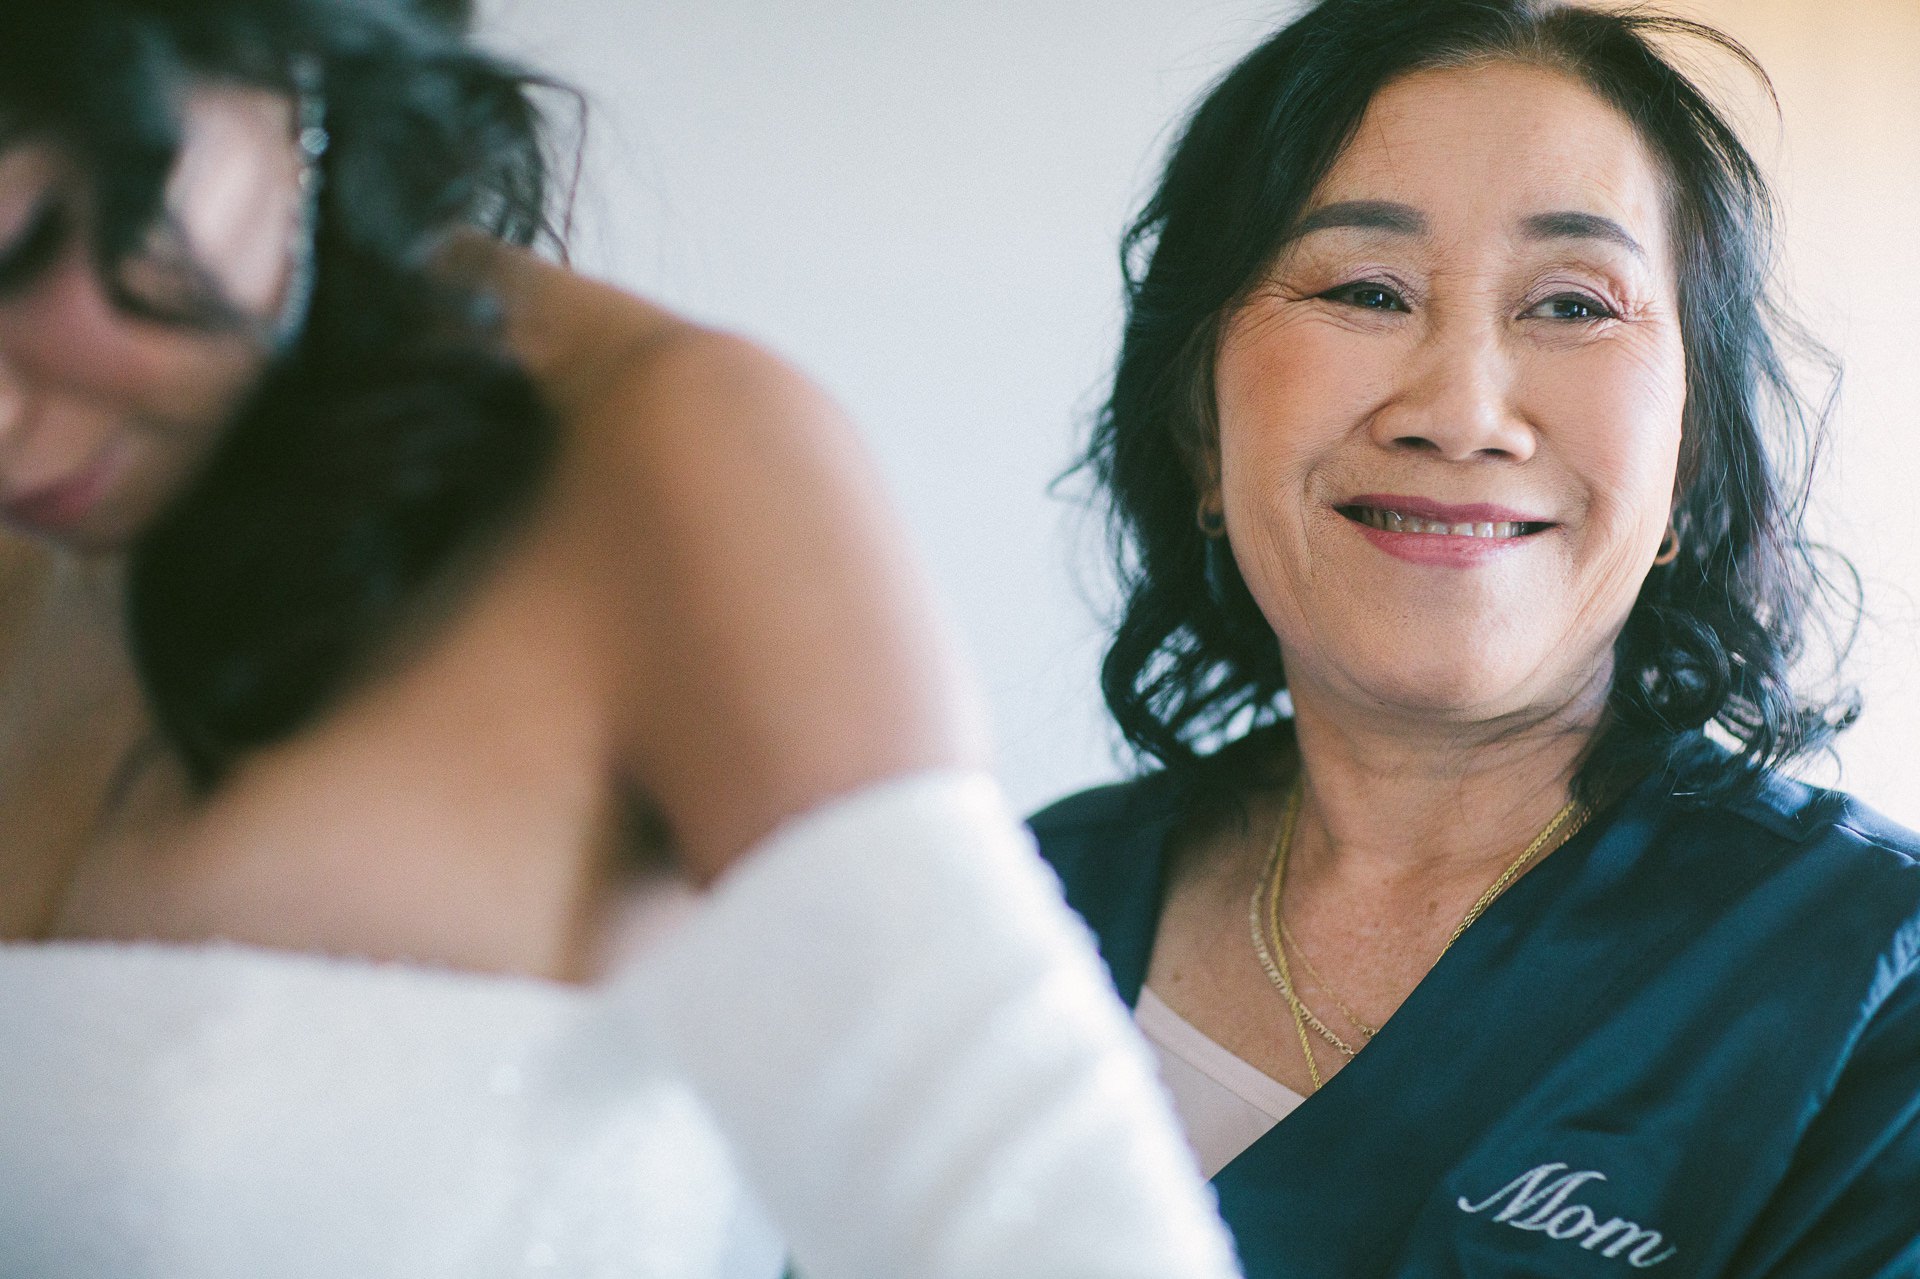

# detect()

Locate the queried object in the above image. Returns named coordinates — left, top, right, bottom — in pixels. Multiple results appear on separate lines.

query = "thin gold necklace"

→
left=1247, top=787, right=1334, bottom=1087
left=1280, top=916, right=1378, bottom=1041
left=1248, top=779, right=1588, bottom=1092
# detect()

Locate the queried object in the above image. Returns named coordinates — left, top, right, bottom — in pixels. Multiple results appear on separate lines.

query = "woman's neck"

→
left=1283, top=673, right=1607, bottom=890
left=0, top=540, right=161, bottom=940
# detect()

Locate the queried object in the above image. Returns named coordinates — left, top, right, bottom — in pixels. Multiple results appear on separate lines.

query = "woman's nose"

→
left=1367, top=323, right=1536, bottom=463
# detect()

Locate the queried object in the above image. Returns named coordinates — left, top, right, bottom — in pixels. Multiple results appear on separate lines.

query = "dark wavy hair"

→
left=1084, top=0, right=1858, bottom=805
left=0, top=0, right=562, bottom=787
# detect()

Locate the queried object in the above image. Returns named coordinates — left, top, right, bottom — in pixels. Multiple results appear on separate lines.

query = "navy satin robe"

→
left=1030, top=750, right=1920, bottom=1277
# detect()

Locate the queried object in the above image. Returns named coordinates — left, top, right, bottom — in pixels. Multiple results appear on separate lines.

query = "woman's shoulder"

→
left=1752, top=779, right=1920, bottom=954
left=462, top=239, right=829, bottom=449
left=1029, top=773, right=1182, bottom=843
left=1026, top=772, right=1187, bottom=897
left=488, top=246, right=883, bottom=553
left=1649, top=752, right=1920, bottom=986
left=1789, top=787, right=1920, bottom=869
left=459, top=240, right=982, bottom=879
left=1683, top=754, right=1920, bottom=883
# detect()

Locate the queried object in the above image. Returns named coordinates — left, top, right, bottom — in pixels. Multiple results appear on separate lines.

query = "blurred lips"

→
left=1337, top=493, right=1556, bottom=567
left=1, top=450, right=121, bottom=536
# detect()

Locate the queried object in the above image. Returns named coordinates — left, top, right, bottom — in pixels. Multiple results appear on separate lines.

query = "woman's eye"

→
left=1528, top=293, right=1616, bottom=322
left=1323, top=282, right=1408, bottom=312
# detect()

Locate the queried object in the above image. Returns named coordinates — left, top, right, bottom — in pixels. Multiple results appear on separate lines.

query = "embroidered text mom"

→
left=1457, top=1162, right=1678, bottom=1268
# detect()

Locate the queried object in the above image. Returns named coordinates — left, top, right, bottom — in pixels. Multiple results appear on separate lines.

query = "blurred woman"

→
left=1035, top=0, right=1920, bottom=1273
left=0, top=2, right=1239, bottom=1275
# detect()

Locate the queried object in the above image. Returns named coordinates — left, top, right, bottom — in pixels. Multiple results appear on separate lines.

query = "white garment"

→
left=1135, top=987, right=1303, bottom=1179
left=0, top=772, right=1242, bottom=1279
left=0, top=941, right=782, bottom=1279
left=604, top=772, right=1242, bottom=1279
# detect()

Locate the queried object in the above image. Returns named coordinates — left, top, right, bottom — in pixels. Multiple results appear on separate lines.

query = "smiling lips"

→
left=1337, top=495, right=1554, bottom=565
left=1346, top=506, right=1543, bottom=539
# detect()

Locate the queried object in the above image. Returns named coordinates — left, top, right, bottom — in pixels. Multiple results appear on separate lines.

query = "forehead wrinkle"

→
left=1333, top=67, right=1669, bottom=220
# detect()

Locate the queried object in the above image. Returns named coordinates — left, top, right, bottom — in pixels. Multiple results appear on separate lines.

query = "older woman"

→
left=1034, top=0, right=1920, bottom=1273
left=0, top=2, right=1239, bottom=1276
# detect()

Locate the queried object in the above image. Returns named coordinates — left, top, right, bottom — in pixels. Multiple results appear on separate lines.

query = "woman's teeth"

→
left=1352, top=507, right=1527, bottom=539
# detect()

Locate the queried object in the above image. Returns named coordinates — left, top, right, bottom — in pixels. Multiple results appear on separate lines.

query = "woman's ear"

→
left=1191, top=441, right=1225, bottom=533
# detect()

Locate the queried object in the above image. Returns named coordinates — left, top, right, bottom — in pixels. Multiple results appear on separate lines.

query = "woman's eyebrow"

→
left=1521, top=210, right=1646, bottom=261
left=1292, top=199, right=1429, bottom=238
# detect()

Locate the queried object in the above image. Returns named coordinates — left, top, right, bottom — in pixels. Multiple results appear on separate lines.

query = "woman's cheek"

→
left=1530, top=360, right=1682, bottom=648
left=27, top=261, right=264, bottom=436
left=1524, top=328, right=1683, bottom=499
left=1218, top=309, right=1386, bottom=463
left=10, top=263, right=166, bottom=401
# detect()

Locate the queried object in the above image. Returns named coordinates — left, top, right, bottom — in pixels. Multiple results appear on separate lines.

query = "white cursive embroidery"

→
left=1457, top=1163, right=1678, bottom=1268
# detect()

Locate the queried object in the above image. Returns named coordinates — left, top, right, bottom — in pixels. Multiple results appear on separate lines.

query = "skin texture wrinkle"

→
left=1148, top=61, right=1690, bottom=1099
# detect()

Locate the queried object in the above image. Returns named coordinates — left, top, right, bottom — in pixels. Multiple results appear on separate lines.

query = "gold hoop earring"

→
left=1196, top=503, right=1226, bottom=538
left=1652, top=525, right=1680, bottom=567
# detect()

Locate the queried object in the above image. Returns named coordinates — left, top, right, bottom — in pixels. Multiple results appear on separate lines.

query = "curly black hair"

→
left=1083, top=0, right=1858, bottom=806
left=0, top=0, right=563, bottom=787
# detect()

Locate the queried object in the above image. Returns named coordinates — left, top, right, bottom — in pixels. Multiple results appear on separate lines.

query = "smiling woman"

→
left=1214, top=60, right=1687, bottom=724
left=1032, top=0, right=1920, bottom=1274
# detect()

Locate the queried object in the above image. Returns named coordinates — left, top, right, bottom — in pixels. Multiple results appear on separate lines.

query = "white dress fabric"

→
left=0, top=771, right=1242, bottom=1279
left=0, top=941, right=783, bottom=1279
left=1134, top=986, right=1303, bottom=1179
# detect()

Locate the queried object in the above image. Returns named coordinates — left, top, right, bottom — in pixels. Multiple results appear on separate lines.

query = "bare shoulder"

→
left=497, top=252, right=885, bottom=579
left=476, top=245, right=985, bottom=878
left=464, top=240, right=845, bottom=470
left=565, top=327, right=874, bottom=530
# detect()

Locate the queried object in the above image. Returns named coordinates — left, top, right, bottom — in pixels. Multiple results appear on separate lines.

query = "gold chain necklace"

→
left=1280, top=917, right=1378, bottom=1040
left=1247, top=779, right=1589, bottom=1092
left=1246, top=788, right=1336, bottom=1088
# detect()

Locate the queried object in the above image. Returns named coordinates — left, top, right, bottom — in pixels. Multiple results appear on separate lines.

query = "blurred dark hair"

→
left=411, top=0, right=475, bottom=30
left=1083, top=0, right=1857, bottom=806
left=0, top=0, right=563, bottom=786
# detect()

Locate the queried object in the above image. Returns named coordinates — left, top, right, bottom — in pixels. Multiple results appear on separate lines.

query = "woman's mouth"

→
left=1338, top=505, right=1552, bottom=540
left=1335, top=497, right=1554, bottom=566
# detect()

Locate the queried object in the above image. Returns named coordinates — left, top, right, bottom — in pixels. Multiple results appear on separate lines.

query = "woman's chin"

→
left=0, top=443, right=164, bottom=556
left=1313, top=649, right=1594, bottom=733
left=20, top=496, right=149, bottom=558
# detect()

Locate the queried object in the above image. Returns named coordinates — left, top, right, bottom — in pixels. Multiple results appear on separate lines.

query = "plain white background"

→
left=477, top=0, right=1920, bottom=827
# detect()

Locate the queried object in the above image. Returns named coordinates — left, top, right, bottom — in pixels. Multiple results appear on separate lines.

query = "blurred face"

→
left=1210, top=62, right=1686, bottom=734
left=0, top=83, right=304, bottom=552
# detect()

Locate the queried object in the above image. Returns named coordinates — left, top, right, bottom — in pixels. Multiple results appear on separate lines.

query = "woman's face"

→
left=1212, top=62, right=1686, bottom=734
left=0, top=84, right=304, bottom=552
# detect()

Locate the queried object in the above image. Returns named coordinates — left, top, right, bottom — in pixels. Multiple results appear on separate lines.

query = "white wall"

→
left=1680, top=0, right=1920, bottom=829
left=477, top=0, right=1920, bottom=827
